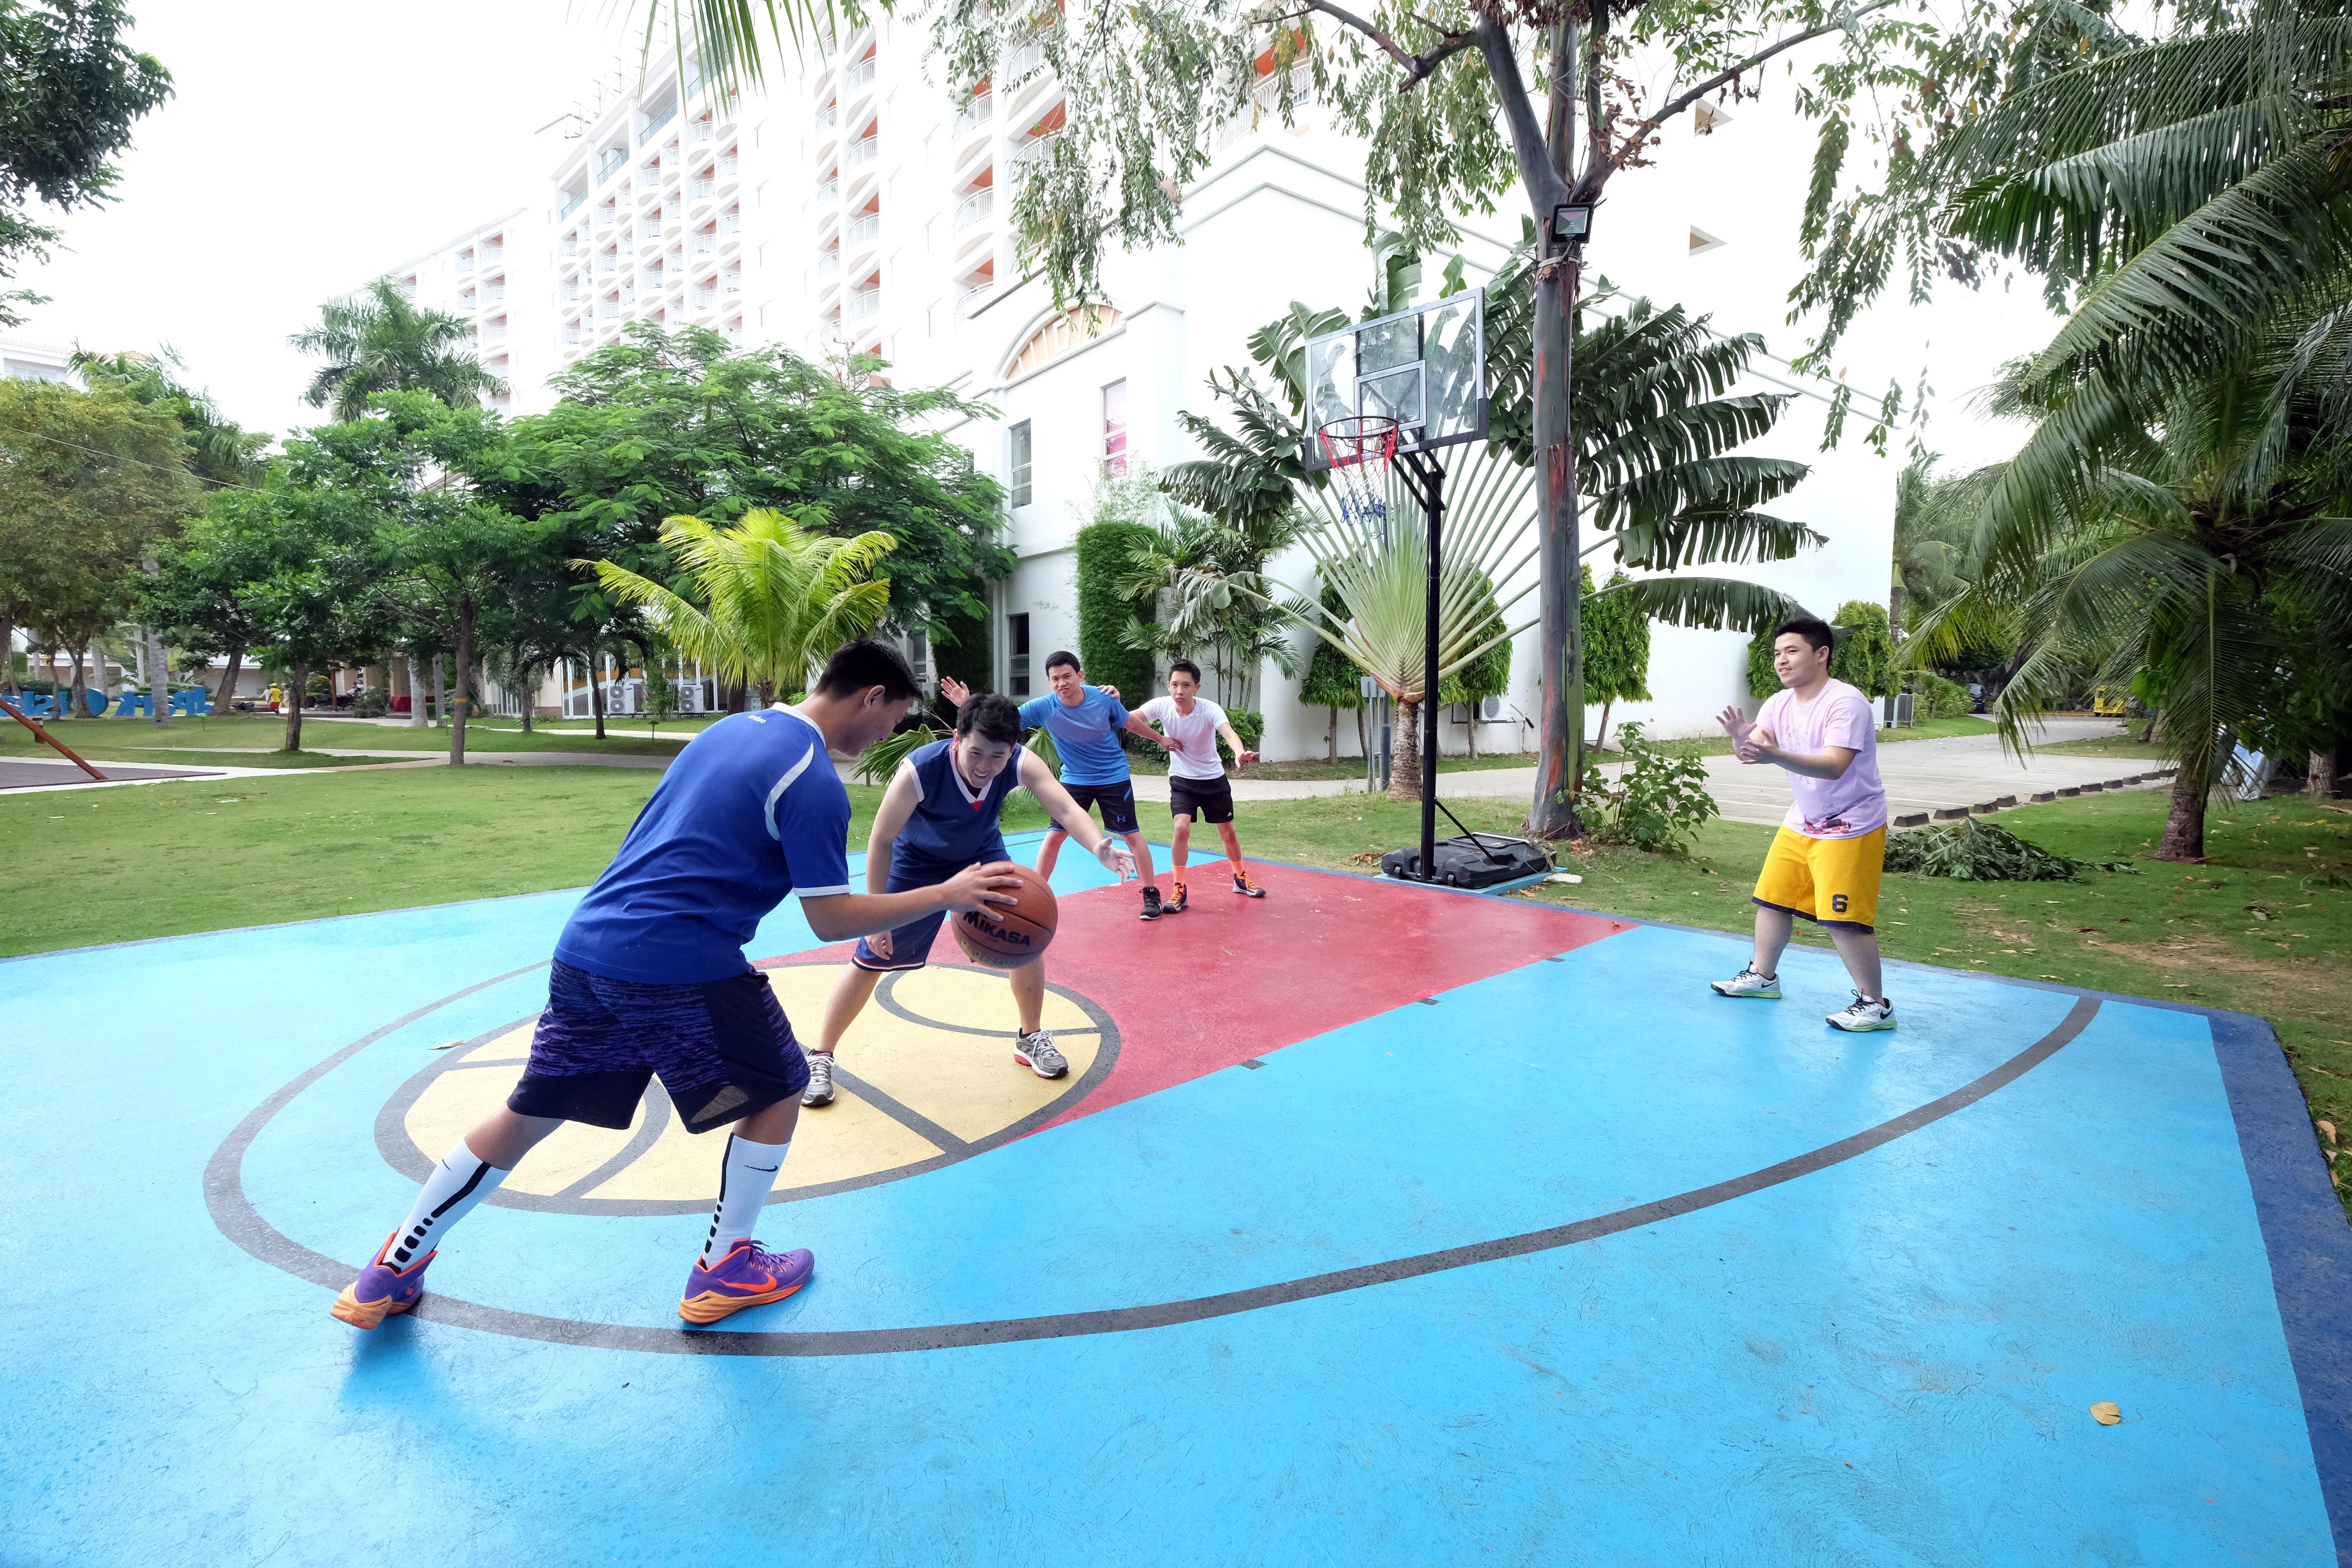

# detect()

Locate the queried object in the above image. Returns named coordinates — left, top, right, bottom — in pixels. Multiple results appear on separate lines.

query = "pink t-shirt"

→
left=1754, top=677, right=1886, bottom=839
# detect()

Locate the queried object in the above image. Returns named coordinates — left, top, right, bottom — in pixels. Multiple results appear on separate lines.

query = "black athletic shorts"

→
left=508, top=960, right=810, bottom=1135
left=1167, top=774, right=1235, bottom=824
left=1055, top=779, right=1140, bottom=835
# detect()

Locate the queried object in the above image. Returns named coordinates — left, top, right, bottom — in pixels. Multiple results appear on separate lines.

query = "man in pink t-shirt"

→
left=1709, top=616, right=1897, bottom=1032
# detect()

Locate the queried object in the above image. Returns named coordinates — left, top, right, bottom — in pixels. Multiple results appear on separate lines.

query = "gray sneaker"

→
left=1014, top=1029, right=1069, bottom=1079
left=1826, top=992, right=1896, bottom=1032
left=1710, top=965, right=1782, bottom=1000
left=802, top=1050, right=838, bottom=1107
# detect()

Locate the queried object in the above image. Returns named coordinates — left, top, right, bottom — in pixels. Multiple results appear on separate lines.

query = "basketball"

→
left=952, top=864, right=1058, bottom=968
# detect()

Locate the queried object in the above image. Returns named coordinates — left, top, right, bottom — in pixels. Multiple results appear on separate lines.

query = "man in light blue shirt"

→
left=1016, top=649, right=1179, bottom=919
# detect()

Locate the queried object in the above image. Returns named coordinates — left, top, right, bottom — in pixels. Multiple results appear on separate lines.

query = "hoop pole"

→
left=0, top=693, right=108, bottom=781
left=1422, top=462, right=1442, bottom=881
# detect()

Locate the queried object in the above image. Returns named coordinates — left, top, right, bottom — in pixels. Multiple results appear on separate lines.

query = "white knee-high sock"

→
left=701, top=1136, right=789, bottom=1265
left=386, top=1142, right=508, bottom=1270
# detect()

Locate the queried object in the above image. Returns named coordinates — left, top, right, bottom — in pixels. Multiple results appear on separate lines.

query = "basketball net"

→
left=1316, top=416, right=1398, bottom=528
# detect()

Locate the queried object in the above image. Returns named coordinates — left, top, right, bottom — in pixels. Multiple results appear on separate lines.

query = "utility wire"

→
left=0, top=420, right=272, bottom=493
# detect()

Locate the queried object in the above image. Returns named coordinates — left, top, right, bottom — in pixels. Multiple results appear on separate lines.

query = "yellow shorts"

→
left=1752, top=826, right=1886, bottom=931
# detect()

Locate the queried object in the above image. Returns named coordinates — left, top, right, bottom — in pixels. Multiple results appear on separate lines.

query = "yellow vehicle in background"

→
left=2093, top=686, right=2128, bottom=716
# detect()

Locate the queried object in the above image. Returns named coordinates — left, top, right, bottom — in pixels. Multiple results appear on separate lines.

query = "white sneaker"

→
left=1014, top=1029, right=1069, bottom=1079
left=1709, top=965, right=1781, bottom=1000
left=1826, top=993, right=1896, bottom=1032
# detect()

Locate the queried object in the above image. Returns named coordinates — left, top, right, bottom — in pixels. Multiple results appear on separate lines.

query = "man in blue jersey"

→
left=801, top=689, right=1136, bottom=1107
left=1003, top=649, right=1181, bottom=919
left=329, top=641, right=1025, bottom=1333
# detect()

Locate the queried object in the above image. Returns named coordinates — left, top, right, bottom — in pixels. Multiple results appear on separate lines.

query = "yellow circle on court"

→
left=382, top=962, right=1117, bottom=1213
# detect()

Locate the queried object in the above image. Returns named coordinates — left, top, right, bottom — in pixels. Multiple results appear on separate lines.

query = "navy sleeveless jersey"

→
left=892, top=737, right=1018, bottom=871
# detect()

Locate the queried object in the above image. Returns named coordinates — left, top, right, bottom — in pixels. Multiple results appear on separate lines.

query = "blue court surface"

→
left=4, top=835, right=2348, bottom=1567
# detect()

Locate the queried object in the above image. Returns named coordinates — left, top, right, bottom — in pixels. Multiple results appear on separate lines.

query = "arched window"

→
left=1006, top=305, right=1122, bottom=380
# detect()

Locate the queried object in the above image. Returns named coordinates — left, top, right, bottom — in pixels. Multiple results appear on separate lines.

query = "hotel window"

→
left=1101, top=379, right=1128, bottom=477
left=1008, top=419, right=1033, bottom=506
left=1007, top=612, right=1031, bottom=697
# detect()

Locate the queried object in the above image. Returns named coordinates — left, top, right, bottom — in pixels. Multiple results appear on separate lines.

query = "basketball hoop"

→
left=1315, top=415, right=1398, bottom=527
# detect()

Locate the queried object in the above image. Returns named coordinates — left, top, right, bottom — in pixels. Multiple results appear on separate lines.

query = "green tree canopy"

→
left=0, top=0, right=170, bottom=326
left=503, top=324, right=1011, bottom=665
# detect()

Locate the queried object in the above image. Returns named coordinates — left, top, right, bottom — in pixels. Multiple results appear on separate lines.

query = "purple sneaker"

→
left=678, top=1239, right=815, bottom=1324
left=331, top=1232, right=434, bottom=1330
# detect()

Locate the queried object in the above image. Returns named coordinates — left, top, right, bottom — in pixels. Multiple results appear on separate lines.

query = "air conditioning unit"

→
left=1478, top=695, right=1507, bottom=723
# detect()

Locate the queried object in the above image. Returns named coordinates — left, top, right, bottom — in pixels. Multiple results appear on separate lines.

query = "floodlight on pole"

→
left=1550, top=201, right=1596, bottom=249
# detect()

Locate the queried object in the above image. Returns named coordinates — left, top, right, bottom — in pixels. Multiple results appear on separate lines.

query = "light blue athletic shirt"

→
left=1018, top=688, right=1132, bottom=787
left=553, top=708, right=851, bottom=983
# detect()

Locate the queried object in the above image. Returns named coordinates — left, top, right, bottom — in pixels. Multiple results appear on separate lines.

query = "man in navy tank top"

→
left=801, top=690, right=1137, bottom=1106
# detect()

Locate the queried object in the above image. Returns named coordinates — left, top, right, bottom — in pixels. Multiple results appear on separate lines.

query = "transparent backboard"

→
left=1301, top=290, right=1486, bottom=469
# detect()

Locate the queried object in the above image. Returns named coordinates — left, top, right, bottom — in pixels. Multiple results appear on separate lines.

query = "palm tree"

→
left=1907, top=300, right=2352, bottom=860
left=69, top=347, right=268, bottom=488
left=1935, top=10, right=2352, bottom=547
left=289, top=278, right=506, bottom=423
left=585, top=507, right=895, bottom=705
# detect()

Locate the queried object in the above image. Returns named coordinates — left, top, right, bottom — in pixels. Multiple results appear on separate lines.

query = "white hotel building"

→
left=380, top=21, right=1942, bottom=757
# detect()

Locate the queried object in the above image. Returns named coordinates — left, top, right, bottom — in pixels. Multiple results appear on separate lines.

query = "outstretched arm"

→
left=1019, top=750, right=1136, bottom=877
left=1215, top=722, right=1257, bottom=770
left=1124, top=713, right=1180, bottom=750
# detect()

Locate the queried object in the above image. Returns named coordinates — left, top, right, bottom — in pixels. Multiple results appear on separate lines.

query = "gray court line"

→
left=211, top=981, right=2099, bottom=1357
left=441, top=1057, right=529, bottom=1070
left=872, top=968, right=1102, bottom=1041
left=361, top=963, right=1123, bottom=1215
left=555, top=1082, right=676, bottom=1199
left=829, top=1064, right=972, bottom=1152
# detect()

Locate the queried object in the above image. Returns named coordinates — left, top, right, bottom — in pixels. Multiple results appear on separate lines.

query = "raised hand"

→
left=940, top=676, right=971, bottom=708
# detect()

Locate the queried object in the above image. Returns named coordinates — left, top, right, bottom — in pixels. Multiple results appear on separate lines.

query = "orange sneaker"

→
left=331, top=1232, right=434, bottom=1329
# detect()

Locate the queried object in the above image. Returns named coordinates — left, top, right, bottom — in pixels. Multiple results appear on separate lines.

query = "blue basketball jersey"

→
left=890, top=737, right=1018, bottom=872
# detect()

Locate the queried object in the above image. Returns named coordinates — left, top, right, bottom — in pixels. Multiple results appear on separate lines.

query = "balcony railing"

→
left=848, top=287, right=880, bottom=319
left=720, top=208, right=741, bottom=234
left=457, top=253, right=475, bottom=273
left=723, top=272, right=742, bottom=293
left=1004, top=40, right=1046, bottom=81
left=693, top=231, right=716, bottom=255
left=955, top=93, right=993, bottom=136
left=960, top=276, right=993, bottom=306
left=693, top=288, right=718, bottom=309
left=818, top=252, right=840, bottom=278
left=690, top=117, right=714, bottom=143
left=484, top=283, right=506, bottom=303
left=844, top=136, right=875, bottom=169
left=638, top=103, right=676, bottom=145
left=560, top=235, right=580, bottom=256
left=1011, top=131, right=1061, bottom=168
left=847, top=212, right=879, bottom=246
left=562, top=280, right=583, bottom=300
left=816, top=177, right=839, bottom=204
left=815, top=104, right=836, bottom=131
left=598, top=150, right=627, bottom=184
left=845, top=54, right=876, bottom=91
left=599, top=298, right=620, bottom=318
left=485, top=321, right=508, bottom=343
left=559, top=189, right=587, bottom=217
left=721, top=151, right=740, bottom=176
left=954, top=188, right=993, bottom=228
left=692, top=176, right=717, bottom=199
left=484, top=244, right=503, bottom=262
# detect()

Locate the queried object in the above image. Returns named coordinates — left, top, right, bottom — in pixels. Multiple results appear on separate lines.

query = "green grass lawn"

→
left=2, top=711, right=698, bottom=760
left=7, top=761, right=2342, bottom=1212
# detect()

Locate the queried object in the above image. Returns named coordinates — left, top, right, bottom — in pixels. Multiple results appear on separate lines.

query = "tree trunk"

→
left=1388, top=697, right=1422, bottom=801
left=64, top=645, right=85, bottom=721
left=2155, top=754, right=2208, bottom=861
left=0, top=603, right=14, bottom=696
left=1353, top=704, right=1366, bottom=774
left=757, top=679, right=776, bottom=708
left=406, top=652, right=428, bottom=727
left=148, top=627, right=169, bottom=729
left=2136, top=711, right=2160, bottom=745
left=1327, top=705, right=1337, bottom=763
left=1526, top=257, right=1583, bottom=830
left=592, top=654, right=608, bottom=738
left=450, top=600, right=475, bottom=765
left=1595, top=697, right=1614, bottom=755
left=2309, top=749, right=2338, bottom=799
left=432, top=654, right=447, bottom=729
left=283, top=663, right=307, bottom=752
left=216, top=647, right=244, bottom=713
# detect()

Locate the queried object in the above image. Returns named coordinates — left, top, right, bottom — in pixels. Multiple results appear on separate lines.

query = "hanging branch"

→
left=1609, top=1, right=1900, bottom=174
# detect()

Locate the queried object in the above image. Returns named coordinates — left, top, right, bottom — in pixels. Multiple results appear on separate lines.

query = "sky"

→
left=7, top=0, right=619, bottom=438
left=8, top=1, right=2059, bottom=472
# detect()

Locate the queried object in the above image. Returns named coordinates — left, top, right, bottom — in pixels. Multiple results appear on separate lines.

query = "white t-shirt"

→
left=1137, top=695, right=1230, bottom=782
left=1753, top=677, right=1887, bottom=838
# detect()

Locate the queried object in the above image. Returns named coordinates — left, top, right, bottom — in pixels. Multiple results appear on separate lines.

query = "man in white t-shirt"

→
left=1135, top=659, right=1263, bottom=911
left=1709, top=615, right=1897, bottom=1032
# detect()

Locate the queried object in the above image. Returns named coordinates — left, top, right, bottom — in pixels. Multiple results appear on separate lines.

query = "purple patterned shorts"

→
left=507, top=961, right=810, bottom=1135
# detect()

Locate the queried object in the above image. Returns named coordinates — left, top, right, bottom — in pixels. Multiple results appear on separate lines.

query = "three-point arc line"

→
left=205, top=975, right=2100, bottom=1358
